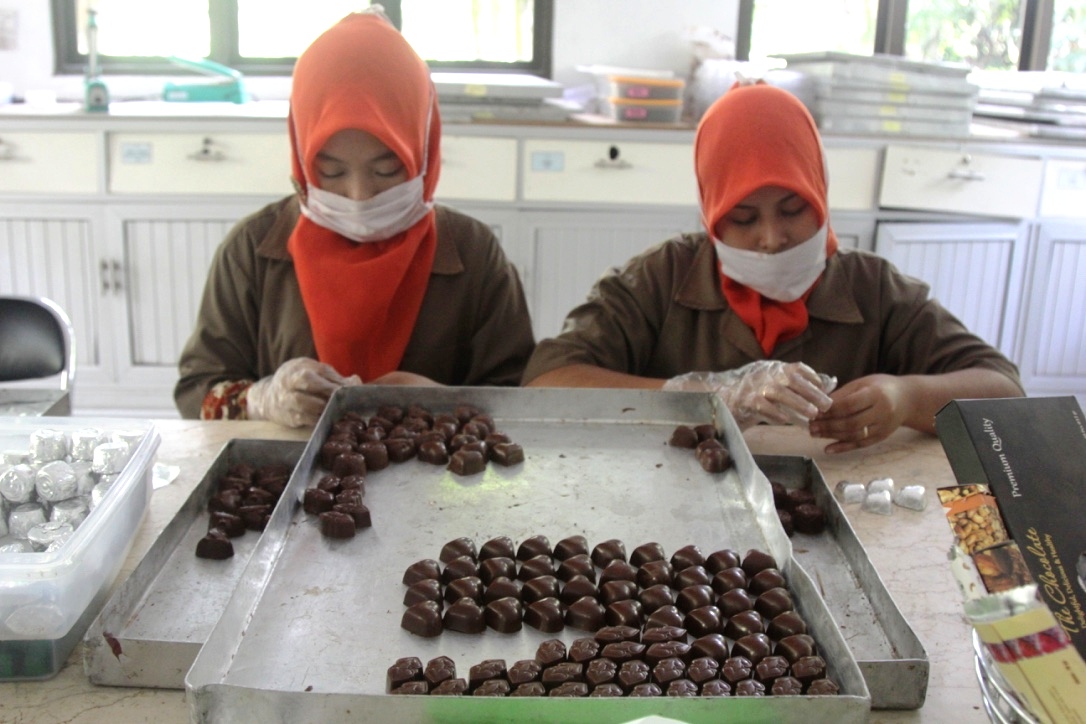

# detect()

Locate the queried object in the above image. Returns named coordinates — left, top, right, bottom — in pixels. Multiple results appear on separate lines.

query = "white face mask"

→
left=300, top=176, right=433, bottom=243
left=713, top=223, right=828, bottom=302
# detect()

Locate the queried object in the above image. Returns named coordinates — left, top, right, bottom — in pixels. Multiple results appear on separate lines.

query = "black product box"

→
left=936, top=396, right=1086, bottom=659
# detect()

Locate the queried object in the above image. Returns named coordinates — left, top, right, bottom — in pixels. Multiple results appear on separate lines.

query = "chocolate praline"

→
left=667, top=679, right=699, bottom=697
left=484, top=596, right=523, bottom=633
left=652, top=657, right=686, bottom=686
left=594, top=625, right=641, bottom=643
left=711, top=567, right=749, bottom=594
left=721, top=655, right=753, bottom=683
left=638, top=583, right=675, bottom=613
left=585, top=658, right=617, bottom=686
left=754, top=654, right=791, bottom=684
left=195, top=529, right=233, bottom=560
left=686, top=656, right=719, bottom=684
left=565, top=596, right=607, bottom=631
left=689, top=633, right=730, bottom=663
left=617, top=660, right=651, bottom=692
left=776, top=633, right=817, bottom=663
left=441, top=555, right=479, bottom=584
left=771, top=675, right=805, bottom=695
left=701, top=679, right=733, bottom=696
left=676, top=584, right=715, bottom=612
left=684, top=605, right=724, bottom=637
left=735, top=679, right=766, bottom=696
left=668, top=425, right=699, bottom=449
left=553, top=534, right=589, bottom=561
left=599, top=559, right=638, bottom=585
left=793, top=502, right=827, bottom=534
left=404, top=578, right=443, bottom=607
left=541, top=662, right=584, bottom=690
left=673, top=565, right=711, bottom=589
left=524, top=597, right=564, bottom=633
left=402, top=558, right=442, bottom=585
left=483, top=576, right=522, bottom=603
left=479, top=535, right=516, bottom=559
left=391, top=681, right=429, bottom=695
left=600, top=640, right=646, bottom=664
left=767, top=610, right=808, bottom=640
left=755, top=587, right=795, bottom=619
left=468, top=658, right=508, bottom=690
left=732, top=633, right=773, bottom=665
left=548, top=681, right=589, bottom=697
left=491, top=442, right=525, bottom=466
left=439, top=537, right=477, bottom=563
left=717, top=588, right=756, bottom=617
left=724, top=609, right=766, bottom=640
left=589, top=682, right=624, bottom=697
left=318, top=510, right=356, bottom=539
left=641, top=625, right=688, bottom=644
left=417, top=440, right=449, bottom=465
left=444, top=576, right=484, bottom=604
left=443, top=598, right=486, bottom=634
left=516, top=534, right=552, bottom=560
left=599, top=579, right=638, bottom=605
left=510, top=681, right=546, bottom=697
left=559, top=574, right=598, bottom=605
left=749, top=568, right=787, bottom=594
left=568, top=637, right=601, bottom=663
left=522, top=574, right=561, bottom=602
left=636, top=559, right=674, bottom=588
left=670, top=544, right=706, bottom=570
left=535, top=638, right=567, bottom=666
left=479, top=556, right=517, bottom=585
left=331, top=452, right=366, bottom=477
left=605, top=599, right=644, bottom=628
left=508, top=658, right=543, bottom=685
left=401, top=600, right=443, bottom=637
left=630, top=541, right=667, bottom=567
left=704, top=549, right=742, bottom=574
left=591, top=538, right=627, bottom=567
left=518, top=554, right=555, bottom=581
left=424, top=655, right=457, bottom=686
left=332, top=502, right=370, bottom=529
left=431, top=678, right=469, bottom=695
left=645, top=641, right=692, bottom=666
left=358, top=441, right=390, bottom=471
left=448, top=449, right=486, bottom=476
left=628, top=682, right=663, bottom=697
left=741, top=549, right=779, bottom=577
left=557, top=553, right=596, bottom=582
left=387, top=656, right=423, bottom=691
left=645, top=604, right=686, bottom=629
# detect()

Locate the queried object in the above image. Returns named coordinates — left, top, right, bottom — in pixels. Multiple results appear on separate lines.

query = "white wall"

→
left=0, top=0, right=738, bottom=103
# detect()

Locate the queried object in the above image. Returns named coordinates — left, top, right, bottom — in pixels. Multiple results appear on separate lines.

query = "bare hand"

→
left=808, top=374, right=909, bottom=454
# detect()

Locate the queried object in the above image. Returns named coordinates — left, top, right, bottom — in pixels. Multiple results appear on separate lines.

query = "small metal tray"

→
left=83, top=438, right=306, bottom=689
left=186, top=387, right=870, bottom=722
left=754, top=455, right=929, bottom=709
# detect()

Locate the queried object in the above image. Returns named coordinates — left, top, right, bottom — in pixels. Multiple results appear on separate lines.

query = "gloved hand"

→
left=245, top=358, right=361, bottom=428
left=663, top=361, right=836, bottom=429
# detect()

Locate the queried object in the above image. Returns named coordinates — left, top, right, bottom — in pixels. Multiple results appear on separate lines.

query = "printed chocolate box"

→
left=937, top=396, right=1086, bottom=660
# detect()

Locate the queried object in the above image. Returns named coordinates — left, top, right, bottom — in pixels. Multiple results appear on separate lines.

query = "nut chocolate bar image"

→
left=939, top=486, right=1010, bottom=554
left=972, top=541, right=1033, bottom=593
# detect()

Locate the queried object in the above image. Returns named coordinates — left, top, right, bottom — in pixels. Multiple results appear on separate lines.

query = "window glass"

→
left=237, top=1, right=361, bottom=58
left=904, top=0, right=1025, bottom=71
left=1049, top=0, right=1086, bottom=72
left=400, top=0, right=534, bottom=63
left=748, top=0, right=879, bottom=64
left=75, top=0, right=209, bottom=57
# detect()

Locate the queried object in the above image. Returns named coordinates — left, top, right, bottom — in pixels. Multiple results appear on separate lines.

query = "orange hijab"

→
left=287, top=12, right=441, bottom=381
left=694, top=83, right=838, bottom=356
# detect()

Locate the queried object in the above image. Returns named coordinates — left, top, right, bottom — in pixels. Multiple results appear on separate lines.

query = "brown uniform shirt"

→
left=523, top=233, right=1023, bottom=390
left=175, top=198, right=535, bottom=418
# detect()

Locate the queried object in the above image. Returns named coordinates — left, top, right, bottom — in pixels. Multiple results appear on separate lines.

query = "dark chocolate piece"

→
left=547, top=681, right=588, bottom=697
left=701, top=679, right=733, bottom=696
left=599, top=559, right=638, bottom=585
left=568, top=637, right=600, bottom=663
left=790, top=655, right=827, bottom=685
left=667, top=679, right=699, bottom=697
left=516, top=534, right=551, bottom=560
left=778, top=509, right=795, bottom=537
left=754, top=654, right=791, bottom=684
left=559, top=574, right=598, bottom=605
left=444, top=576, right=484, bottom=604
left=507, top=659, right=542, bottom=685
left=402, top=558, right=441, bottom=585
left=553, top=534, right=589, bottom=561
left=483, top=576, right=522, bottom=603
left=535, top=638, right=568, bottom=666
left=629, top=541, right=666, bottom=567
left=209, top=511, right=245, bottom=538
left=807, top=678, right=840, bottom=695
left=749, top=568, right=787, bottom=595
left=767, top=610, right=807, bottom=640
left=403, top=578, right=443, bottom=607
left=472, top=679, right=510, bottom=696
left=628, top=682, right=662, bottom=697
left=696, top=444, right=731, bottom=473
left=771, top=675, right=804, bottom=695
left=652, top=657, right=686, bottom=687
left=443, top=597, right=485, bottom=634
left=600, top=641, right=646, bottom=664
left=639, top=583, right=675, bottom=613
left=425, top=655, right=457, bottom=686
left=721, top=655, right=753, bottom=684
left=447, top=449, right=486, bottom=476
left=645, top=604, right=685, bottom=629
left=775, top=633, right=817, bottom=663
left=673, top=565, right=711, bottom=589
left=641, top=625, right=687, bottom=644
left=591, top=538, right=627, bottom=567
left=319, top=440, right=352, bottom=469
left=522, top=574, right=560, bottom=603
left=479, top=535, right=516, bottom=560
left=689, top=633, right=730, bottom=663
left=684, top=605, right=723, bottom=637
left=605, top=599, right=643, bottom=628
left=565, top=596, right=606, bottom=631
left=687, top=656, right=719, bottom=684
left=717, top=588, right=756, bottom=617
left=755, top=587, right=794, bottom=619
left=617, top=660, right=651, bottom=692
left=430, top=678, right=468, bottom=696
left=594, top=625, right=640, bottom=644
left=793, top=502, right=827, bottom=534
left=541, top=662, right=583, bottom=690
left=518, top=554, right=555, bottom=581
left=524, top=598, right=564, bottom=633
left=332, top=502, right=370, bottom=529
left=510, top=682, right=545, bottom=697
left=741, top=549, right=778, bottom=576
left=645, top=641, right=692, bottom=667
left=711, top=566, right=749, bottom=594
left=732, top=633, right=773, bottom=665
left=331, top=452, right=366, bottom=478
left=384, top=437, right=416, bottom=462
left=479, top=556, right=517, bottom=585
left=556, top=553, right=595, bottom=582
left=195, top=529, right=234, bottom=560
left=401, top=601, right=443, bottom=637
left=491, top=442, right=524, bottom=466
left=585, top=657, right=616, bottom=686
left=676, top=584, right=714, bottom=612
left=704, top=548, right=741, bottom=574
left=318, top=510, right=356, bottom=539
left=484, top=597, right=523, bottom=633
left=668, top=425, right=699, bottom=448
left=599, top=579, right=638, bottom=606
left=441, top=555, right=479, bottom=584
left=670, top=544, right=705, bottom=570
left=636, top=559, right=674, bottom=589
left=589, top=682, right=624, bottom=697
left=735, top=679, right=766, bottom=696
left=238, top=504, right=271, bottom=530
left=439, top=537, right=477, bottom=563
left=358, top=441, right=389, bottom=471
left=724, top=610, right=766, bottom=640
left=303, top=488, right=335, bottom=515
left=417, top=440, right=449, bottom=465
left=693, top=423, right=717, bottom=442
left=785, top=487, right=817, bottom=509
left=387, top=655, right=424, bottom=691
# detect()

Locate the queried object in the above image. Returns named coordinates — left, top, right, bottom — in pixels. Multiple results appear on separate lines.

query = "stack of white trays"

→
left=776, top=51, right=978, bottom=139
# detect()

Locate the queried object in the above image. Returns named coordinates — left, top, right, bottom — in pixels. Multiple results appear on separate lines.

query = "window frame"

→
left=52, top=0, right=554, bottom=77
left=736, top=0, right=1056, bottom=71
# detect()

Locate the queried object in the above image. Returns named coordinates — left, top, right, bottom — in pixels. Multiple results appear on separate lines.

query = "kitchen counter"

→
left=0, top=418, right=989, bottom=722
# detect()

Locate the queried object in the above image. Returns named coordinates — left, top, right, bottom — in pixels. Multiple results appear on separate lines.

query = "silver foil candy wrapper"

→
left=2, top=449, right=28, bottom=465
left=50, top=497, right=89, bottom=528
left=71, top=460, right=96, bottom=496
left=8, top=502, right=48, bottom=539
left=35, top=460, right=78, bottom=502
left=862, top=488, right=894, bottom=516
left=0, top=536, right=34, bottom=553
left=0, top=464, right=36, bottom=505
left=893, top=484, right=928, bottom=511
left=27, top=520, right=75, bottom=551
left=70, top=427, right=107, bottom=462
left=28, top=429, right=68, bottom=463
left=92, top=441, right=130, bottom=475
left=91, top=475, right=119, bottom=509
left=835, top=479, right=866, bottom=505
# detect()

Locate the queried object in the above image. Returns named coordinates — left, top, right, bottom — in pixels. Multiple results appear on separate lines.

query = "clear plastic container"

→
left=600, top=97, right=684, bottom=123
left=609, top=75, right=685, bottom=101
left=0, top=417, right=159, bottom=680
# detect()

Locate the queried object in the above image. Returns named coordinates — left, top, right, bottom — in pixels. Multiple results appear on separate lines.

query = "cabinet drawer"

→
left=879, top=145, right=1043, bottom=218
left=0, top=132, right=98, bottom=194
left=523, top=139, right=696, bottom=206
left=109, top=133, right=293, bottom=195
left=825, top=146, right=880, bottom=211
left=438, top=135, right=516, bottom=202
left=1040, top=158, right=1086, bottom=218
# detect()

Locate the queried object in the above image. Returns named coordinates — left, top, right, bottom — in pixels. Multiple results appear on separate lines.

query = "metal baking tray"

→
left=755, top=455, right=929, bottom=709
left=186, top=387, right=870, bottom=722
left=83, top=439, right=306, bottom=689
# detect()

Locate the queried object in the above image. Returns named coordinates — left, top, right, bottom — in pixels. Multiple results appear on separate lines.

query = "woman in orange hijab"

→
left=175, top=10, right=534, bottom=426
left=524, top=83, right=1022, bottom=453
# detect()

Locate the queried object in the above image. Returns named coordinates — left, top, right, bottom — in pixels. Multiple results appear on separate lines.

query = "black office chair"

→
left=0, top=295, right=76, bottom=393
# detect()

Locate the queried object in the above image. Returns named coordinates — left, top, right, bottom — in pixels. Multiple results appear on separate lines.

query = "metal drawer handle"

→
left=594, top=144, right=632, bottom=170
left=188, top=137, right=226, bottom=162
left=99, top=259, right=123, bottom=294
left=947, top=168, right=986, bottom=182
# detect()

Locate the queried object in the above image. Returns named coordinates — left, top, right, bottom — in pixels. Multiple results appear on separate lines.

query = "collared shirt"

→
left=175, top=197, right=535, bottom=419
left=522, top=232, right=1023, bottom=390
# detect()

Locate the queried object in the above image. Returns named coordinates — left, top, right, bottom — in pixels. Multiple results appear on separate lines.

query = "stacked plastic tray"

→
left=777, top=52, right=978, bottom=139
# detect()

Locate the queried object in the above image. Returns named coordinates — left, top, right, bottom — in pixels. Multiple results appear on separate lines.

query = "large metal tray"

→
left=186, top=387, right=871, bottom=722
left=83, top=439, right=306, bottom=688
left=755, top=455, right=929, bottom=709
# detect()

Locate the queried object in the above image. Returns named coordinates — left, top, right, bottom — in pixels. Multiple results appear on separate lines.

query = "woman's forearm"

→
left=525, top=363, right=666, bottom=390
left=901, top=368, right=1025, bottom=433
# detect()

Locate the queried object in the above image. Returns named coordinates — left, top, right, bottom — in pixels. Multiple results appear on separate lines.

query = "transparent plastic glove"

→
left=663, top=361, right=836, bottom=430
left=246, top=358, right=361, bottom=428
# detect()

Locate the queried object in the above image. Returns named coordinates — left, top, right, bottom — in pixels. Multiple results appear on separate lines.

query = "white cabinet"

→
left=875, top=221, right=1029, bottom=359
left=0, top=132, right=100, bottom=194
